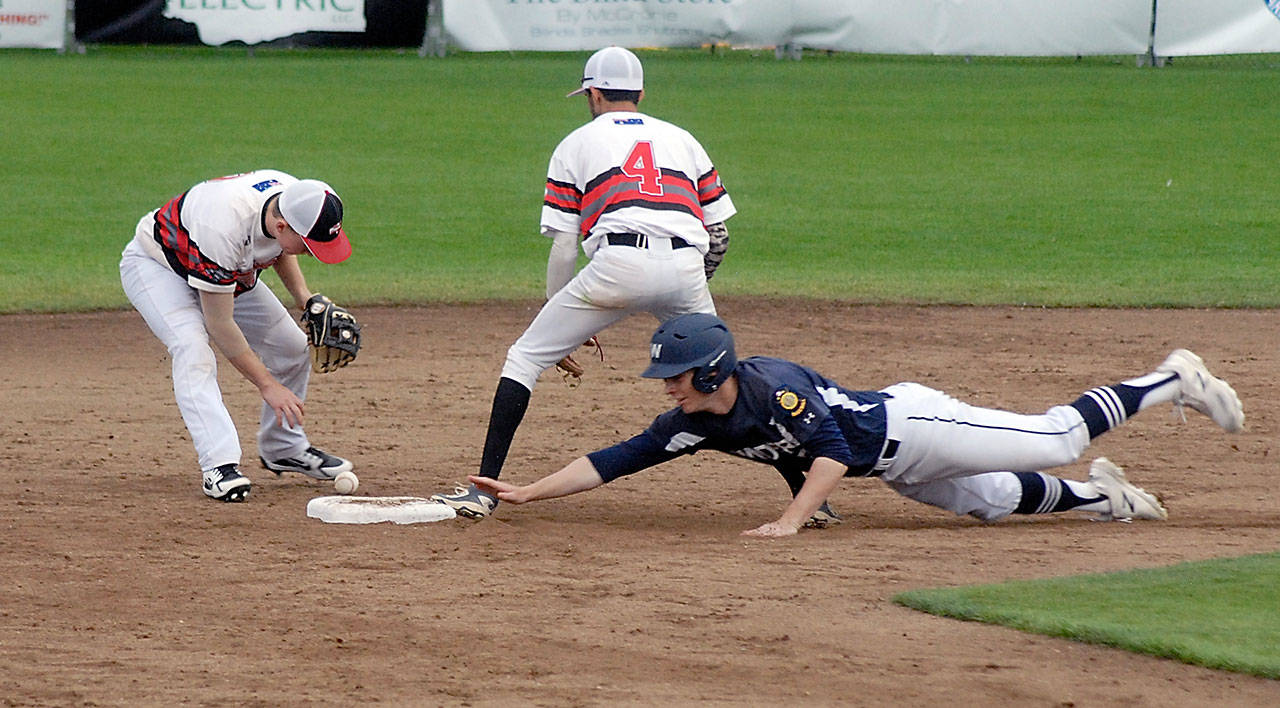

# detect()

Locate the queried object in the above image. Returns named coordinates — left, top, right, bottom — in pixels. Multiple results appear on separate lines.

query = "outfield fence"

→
left=8, top=0, right=1280, bottom=59
left=444, top=0, right=1280, bottom=58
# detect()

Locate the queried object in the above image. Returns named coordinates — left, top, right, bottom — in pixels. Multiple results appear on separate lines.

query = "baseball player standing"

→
left=120, top=170, right=356, bottom=502
left=470, top=314, right=1246, bottom=536
left=431, top=46, right=740, bottom=519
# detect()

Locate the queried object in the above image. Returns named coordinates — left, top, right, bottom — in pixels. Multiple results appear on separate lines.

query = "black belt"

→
left=871, top=438, right=900, bottom=476
left=881, top=439, right=900, bottom=460
left=605, top=233, right=694, bottom=249
left=854, top=438, right=900, bottom=478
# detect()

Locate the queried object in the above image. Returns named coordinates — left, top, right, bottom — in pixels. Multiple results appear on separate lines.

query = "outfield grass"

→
left=895, top=552, right=1280, bottom=679
left=2, top=47, right=1278, bottom=312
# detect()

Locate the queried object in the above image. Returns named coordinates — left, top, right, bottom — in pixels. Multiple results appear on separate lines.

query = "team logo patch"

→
left=775, top=389, right=807, bottom=417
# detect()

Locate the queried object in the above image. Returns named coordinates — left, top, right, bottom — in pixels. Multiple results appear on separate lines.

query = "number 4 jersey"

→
left=541, top=111, right=736, bottom=256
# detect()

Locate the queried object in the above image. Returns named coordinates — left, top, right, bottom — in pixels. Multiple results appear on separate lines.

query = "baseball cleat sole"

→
left=216, top=487, right=250, bottom=503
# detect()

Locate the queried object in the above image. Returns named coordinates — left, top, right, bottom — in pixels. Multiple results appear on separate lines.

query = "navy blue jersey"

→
left=587, top=357, right=890, bottom=483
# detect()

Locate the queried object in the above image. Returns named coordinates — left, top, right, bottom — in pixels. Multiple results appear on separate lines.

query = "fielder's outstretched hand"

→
left=742, top=520, right=800, bottom=538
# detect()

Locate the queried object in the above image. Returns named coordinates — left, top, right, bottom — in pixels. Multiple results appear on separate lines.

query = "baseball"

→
left=333, top=470, right=359, bottom=495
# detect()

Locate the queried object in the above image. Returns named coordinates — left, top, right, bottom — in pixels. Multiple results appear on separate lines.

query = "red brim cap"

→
left=303, top=226, right=352, bottom=264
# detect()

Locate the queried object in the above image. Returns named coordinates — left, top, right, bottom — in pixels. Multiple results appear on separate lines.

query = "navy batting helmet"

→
left=641, top=313, right=737, bottom=393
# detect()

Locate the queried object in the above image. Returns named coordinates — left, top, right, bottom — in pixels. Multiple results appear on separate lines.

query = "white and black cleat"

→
left=1156, top=349, right=1245, bottom=433
left=1088, top=458, right=1166, bottom=522
left=203, top=464, right=251, bottom=503
left=430, top=484, right=498, bottom=520
left=261, top=446, right=352, bottom=480
left=803, top=500, right=843, bottom=529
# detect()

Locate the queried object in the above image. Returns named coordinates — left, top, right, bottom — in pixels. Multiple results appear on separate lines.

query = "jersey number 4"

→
left=622, top=141, right=663, bottom=196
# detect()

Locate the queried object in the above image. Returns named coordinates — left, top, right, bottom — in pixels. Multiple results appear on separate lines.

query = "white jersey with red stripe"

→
left=133, top=169, right=298, bottom=295
left=119, top=168, right=331, bottom=481
left=541, top=111, right=735, bottom=257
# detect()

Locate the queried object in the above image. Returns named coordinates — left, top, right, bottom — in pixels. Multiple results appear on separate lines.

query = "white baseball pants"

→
left=502, top=240, right=714, bottom=390
left=877, top=382, right=1092, bottom=520
left=120, top=239, right=312, bottom=472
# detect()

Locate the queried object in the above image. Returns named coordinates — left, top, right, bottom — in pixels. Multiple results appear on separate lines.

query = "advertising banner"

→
left=0, top=0, right=66, bottom=49
left=789, top=0, right=1151, bottom=56
left=443, top=0, right=1153, bottom=55
left=163, top=0, right=367, bottom=46
left=1154, top=0, right=1280, bottom=56
left=442, top=0, right=758, bottom=52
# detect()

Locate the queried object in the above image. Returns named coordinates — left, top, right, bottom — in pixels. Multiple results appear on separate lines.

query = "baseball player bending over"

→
left=470, top=313, right=1245, bottom=537
left=432, top=47, right=744, bottom=519
left=120, top=170, right=357, bottom=502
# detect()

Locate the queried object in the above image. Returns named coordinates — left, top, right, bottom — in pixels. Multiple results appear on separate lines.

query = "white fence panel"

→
left=789, top=0, right=1150, bottom=56
left=1154, top=0, right=1280, bottom=56
left=444, top=0, right=1152, bottom=55
left=443, top=0, right=766, bottom=52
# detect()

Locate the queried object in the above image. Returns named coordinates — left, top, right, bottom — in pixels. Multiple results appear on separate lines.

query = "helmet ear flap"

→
left=692, top=366, right=721, bottom=393
left=690, top=347, right=734, bottom=393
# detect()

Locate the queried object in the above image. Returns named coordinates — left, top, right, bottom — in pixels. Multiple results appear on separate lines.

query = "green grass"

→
left=2, top=46, right=1279, bottom=312
left=894, top=552, right=1280, bottom=679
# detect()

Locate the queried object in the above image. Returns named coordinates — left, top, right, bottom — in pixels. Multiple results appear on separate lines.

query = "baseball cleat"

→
left=1088, top=458, right=1167, bottom=522
left=1155, top=349, right=1245, bottom=433
left=803, top=500, right=843, bottom=529
left=203, top=464, right=251, bottom=502
left=430, top=484, right=498, bottom=520
left=261, top=447, right=352, bottom=480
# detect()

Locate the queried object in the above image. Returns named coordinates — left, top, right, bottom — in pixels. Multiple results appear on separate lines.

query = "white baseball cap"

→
left=279, top=179, right=352, bottom=264
left=567, top=46, right=644, bottom=97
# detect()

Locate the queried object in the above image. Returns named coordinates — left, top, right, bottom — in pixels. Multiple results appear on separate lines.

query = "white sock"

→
left=1121, top=372, right=1181, bottom=411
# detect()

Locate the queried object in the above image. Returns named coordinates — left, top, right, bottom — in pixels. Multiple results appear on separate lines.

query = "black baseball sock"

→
left=476, top=377, right=532, bottom=481
left=1069, top=374, right=1177, bottom=439
left=1013, top=472, right=1106, bottom=514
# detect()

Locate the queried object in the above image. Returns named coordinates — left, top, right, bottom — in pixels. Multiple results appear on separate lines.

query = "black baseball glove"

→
left=301, top=294, right=361, bottom=374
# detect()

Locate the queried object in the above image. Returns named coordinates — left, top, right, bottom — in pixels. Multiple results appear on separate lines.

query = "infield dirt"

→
left=2, top=300, right=1278, bottom=706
